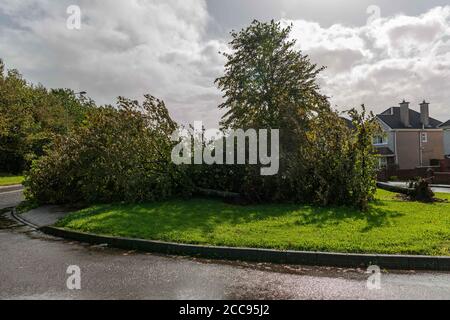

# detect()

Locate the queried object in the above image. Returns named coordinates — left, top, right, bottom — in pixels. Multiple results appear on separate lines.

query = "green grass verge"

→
left=0, top=175, right=24, bottom=186
left=56, top=189, right=450, bottom=256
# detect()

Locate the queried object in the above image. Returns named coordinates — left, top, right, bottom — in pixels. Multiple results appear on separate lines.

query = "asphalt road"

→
left=1, top=189, right=450, bottom=300
left=0, top=187, right=23, bottom=210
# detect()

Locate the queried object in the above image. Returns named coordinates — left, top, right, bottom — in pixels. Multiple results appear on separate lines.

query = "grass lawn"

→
left=56, top=189, right=450, bottom=256
left=0, top=175, right=24, bottom=186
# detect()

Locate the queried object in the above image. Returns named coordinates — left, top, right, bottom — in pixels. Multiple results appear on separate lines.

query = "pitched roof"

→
left=340, top=117, right=355, bottom=129
left=439, top=119, right=450, bottom=128
left=376, top=147, right=395, bottom=156
left=377, top=107, right=442, bottom=129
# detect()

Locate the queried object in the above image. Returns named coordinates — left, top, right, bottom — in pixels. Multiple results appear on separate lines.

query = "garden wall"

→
left=377, top=165, right=450, bottom=185
left=434, top=172, right=450, bottom=185
left=377, top=167, right=432, bottom=182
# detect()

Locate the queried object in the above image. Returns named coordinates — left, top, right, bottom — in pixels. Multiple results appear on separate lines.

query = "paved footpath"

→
left=385, top=181, right=450, bottom=194
left=20, top=206, right=71, bottom=227
left=2, top=188, right=450, bottom=299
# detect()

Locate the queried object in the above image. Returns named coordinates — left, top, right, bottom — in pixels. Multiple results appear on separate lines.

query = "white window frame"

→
left=373, top=134, right=388, bottom=146
left=378, top=157, right=388, bottom=169
left=421, top=132, right=428, bottom=143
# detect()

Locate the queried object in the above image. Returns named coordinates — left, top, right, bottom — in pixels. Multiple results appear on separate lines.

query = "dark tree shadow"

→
left=57, top=197, right=404, bottom=238
left=295, top=202, right=403, bottom=232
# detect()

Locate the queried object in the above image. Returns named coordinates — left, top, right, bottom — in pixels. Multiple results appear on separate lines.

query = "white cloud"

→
left=0, top=0, right=227, bottom=127
left=1, top=2, right=449, bottom=126
left=283, top=6, right=450, bottom=121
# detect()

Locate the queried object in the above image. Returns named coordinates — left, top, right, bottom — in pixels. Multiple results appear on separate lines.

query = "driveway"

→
left=1, top=188, right=450, bottom=299
left=384, top=181, right=450, bottom=193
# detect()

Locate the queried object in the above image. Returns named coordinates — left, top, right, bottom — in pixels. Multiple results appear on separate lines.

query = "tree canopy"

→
left=0, top=60, right=95, bottom=173
left=212, top=20, right=379, bottom=209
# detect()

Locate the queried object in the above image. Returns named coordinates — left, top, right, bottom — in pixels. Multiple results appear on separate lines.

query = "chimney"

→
left=399, top=100, right=410, bottom=127
left=420, top=100, right=430, bottom=128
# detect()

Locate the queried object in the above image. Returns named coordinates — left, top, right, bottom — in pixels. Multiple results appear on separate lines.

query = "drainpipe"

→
left=394, top=131, right=399, bottom=166
left=419, top=128, right=423, bottom=167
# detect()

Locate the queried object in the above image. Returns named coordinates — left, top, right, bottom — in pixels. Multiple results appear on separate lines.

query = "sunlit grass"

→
left=0, top=175, right=24, bottom=186
left=56, top=189, right=450, bottom=256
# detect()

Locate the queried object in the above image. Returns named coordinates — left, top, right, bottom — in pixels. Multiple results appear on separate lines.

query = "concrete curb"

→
left=39, top=225, right=450, bottom=271
left=11, top=208, right=39, bottom=229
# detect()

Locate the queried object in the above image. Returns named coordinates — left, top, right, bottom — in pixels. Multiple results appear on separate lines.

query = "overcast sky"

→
left=1, top=0, right=449, bottom=126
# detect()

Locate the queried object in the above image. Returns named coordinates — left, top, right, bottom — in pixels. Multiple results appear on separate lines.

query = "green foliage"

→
left=13, top=21, right=379, bottom=209
left=216, top=20, right=327, bottom=130
left=0, top=59, right=94, bottom=173
left=25, top=95, right=191, bottom=204
left=345, top=106, right=380, bottom=210
left=212, top=20, right=378, bottom=209
left=56, top=190, right=450, bottom=256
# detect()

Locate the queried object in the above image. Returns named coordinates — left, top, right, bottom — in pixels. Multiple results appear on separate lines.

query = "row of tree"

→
left=0, top=60, right=95, bottom=173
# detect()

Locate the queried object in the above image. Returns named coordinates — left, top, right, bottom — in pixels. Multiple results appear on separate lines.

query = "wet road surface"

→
left=2, top=211, right=450, bottom=300
left=1, top=190, right=450, bottom=300
left=0, top=187, right=23, bottom=210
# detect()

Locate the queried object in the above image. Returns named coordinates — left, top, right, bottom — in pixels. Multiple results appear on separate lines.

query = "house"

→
left=439, top=120, right=450, bottom=157
left=374, top=100, right=444, bottom=170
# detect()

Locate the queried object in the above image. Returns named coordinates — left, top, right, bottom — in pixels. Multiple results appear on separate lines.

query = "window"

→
left=373, top=134, right=387, bottom=145
left=421, top=132, right=428, bottom=143
left=378, top=157, right=387, bottom=169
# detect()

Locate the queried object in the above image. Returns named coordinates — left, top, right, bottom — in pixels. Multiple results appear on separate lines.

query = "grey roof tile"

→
left=439, top=119, right=450, bottom=128
left=377, top=107, right=442, bottom=129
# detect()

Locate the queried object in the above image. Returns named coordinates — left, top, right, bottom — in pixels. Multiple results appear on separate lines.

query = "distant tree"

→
left=0, top=59, right=94, bottom=173
left=0, top=61, right=32, bottom=172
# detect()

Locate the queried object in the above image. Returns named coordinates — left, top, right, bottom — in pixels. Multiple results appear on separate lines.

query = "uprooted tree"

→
left=26, top=95, right=192, bottom=204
